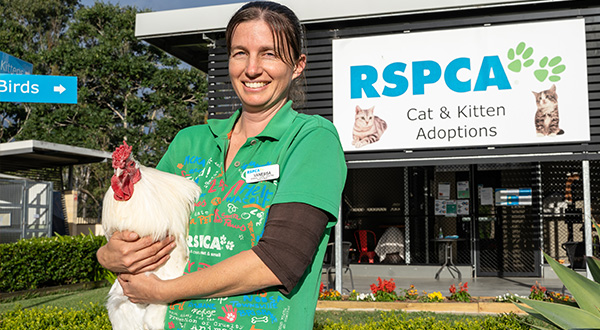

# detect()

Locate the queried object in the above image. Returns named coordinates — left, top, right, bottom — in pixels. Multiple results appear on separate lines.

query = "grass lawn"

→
left=0, top=286, right=110, bottom=313
left=1, top=286, right=553, bottom=329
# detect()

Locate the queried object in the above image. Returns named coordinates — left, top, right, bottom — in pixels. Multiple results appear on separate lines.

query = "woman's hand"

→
left=118, top=273, right=170, bottom=304
left=96, top=230, right=175, bottom=274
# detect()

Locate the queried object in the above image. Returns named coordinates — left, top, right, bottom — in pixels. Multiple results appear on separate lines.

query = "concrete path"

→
left=323, top=273, right=568, bottom=299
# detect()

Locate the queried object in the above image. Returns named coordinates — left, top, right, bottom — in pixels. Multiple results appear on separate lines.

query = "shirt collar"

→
left=208, top=100, right=297, bottom=141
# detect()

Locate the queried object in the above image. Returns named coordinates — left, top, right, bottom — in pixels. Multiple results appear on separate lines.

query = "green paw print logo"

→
left=534, top=56, right=566, bottom=82
left=507, top=42, right=534, bottom=72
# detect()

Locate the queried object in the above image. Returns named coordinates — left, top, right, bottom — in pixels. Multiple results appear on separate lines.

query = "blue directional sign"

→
left=0, top=74, right=77, bottom=104
left=0, top=51, right=33, bottom=75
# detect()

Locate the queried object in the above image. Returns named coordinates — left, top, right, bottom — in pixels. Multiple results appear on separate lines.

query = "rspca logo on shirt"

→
left=242, top=164, right=280, bottom=183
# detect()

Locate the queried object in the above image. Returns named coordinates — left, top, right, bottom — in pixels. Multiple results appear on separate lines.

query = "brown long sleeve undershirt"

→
left=251, top=202, right=329, bottom=295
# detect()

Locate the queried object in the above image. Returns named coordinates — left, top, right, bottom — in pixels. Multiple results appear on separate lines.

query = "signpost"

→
left=0, top=73, right=77, bottom=104
left=0, top=51, right=33, bottom=75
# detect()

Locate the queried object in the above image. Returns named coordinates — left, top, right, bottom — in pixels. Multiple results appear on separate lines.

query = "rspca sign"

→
left=332, top=19, right=589, bottom=152
left=0, top=51, right=33, bottom=75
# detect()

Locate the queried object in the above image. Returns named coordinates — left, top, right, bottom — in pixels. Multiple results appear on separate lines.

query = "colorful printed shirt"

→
left=156, top=101, right=347, bottom=330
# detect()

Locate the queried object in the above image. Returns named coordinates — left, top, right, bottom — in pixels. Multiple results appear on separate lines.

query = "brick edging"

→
left=316, top=300, right=525, bottom=314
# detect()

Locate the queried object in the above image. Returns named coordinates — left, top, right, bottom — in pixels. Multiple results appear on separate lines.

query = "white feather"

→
left=102, top=163, right=201, bottom=330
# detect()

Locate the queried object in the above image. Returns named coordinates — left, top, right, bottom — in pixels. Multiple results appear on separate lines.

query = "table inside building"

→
left=432, top=238, right=466, bottom=282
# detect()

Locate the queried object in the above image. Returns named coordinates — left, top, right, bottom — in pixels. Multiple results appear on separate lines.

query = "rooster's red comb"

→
left=112, top=141, right=132, bottom=169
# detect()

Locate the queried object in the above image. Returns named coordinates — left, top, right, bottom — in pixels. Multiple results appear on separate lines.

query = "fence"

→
left=0, top=178, right=53, bottom=243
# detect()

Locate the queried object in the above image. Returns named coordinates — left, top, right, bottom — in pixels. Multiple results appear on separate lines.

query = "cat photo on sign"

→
left=351, top=105, right=387, bottom=148
left=533, top=84, right=564, bottom=137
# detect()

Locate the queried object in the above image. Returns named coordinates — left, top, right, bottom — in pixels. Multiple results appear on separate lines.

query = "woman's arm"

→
left=118, top=203, right=329, bottom=303
left=97, top=230, right=176, bottom=274
left=118, top=248, right=279, bottom=304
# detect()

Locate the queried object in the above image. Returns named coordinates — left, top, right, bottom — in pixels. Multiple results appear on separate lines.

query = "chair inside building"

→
left=354, top=230, right=377, bottom=263
left=324, top=241, right=354, bottom=292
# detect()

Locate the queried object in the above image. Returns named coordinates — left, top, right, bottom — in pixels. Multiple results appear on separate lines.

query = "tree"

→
left=0, top=0, right=80, bottom=141
left=0, top=1, right=207, bottom=217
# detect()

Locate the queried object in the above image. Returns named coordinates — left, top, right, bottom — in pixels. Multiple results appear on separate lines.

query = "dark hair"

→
left=226, top=1, right=306, bottom=108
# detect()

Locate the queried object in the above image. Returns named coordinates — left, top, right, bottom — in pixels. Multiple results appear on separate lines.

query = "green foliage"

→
left=448, top=282, right=471, bottom=302
left=515, top=220, right=600, bottom=329
left=0, top=233, right=108, bottom=292
left=0, top=1, right=207, bottom=218
left=419, top=291, right=444, bottom=302
left=370, top=277, right=398, bottom=302
left=314, top=311, right=532, bottom=330
left=0, top=286, right=110, bottom=314
left=528, top=281, right=547, bottom=300
left=403, top=284, right=419, bottom=300
left=0, top=305, right=535, bottom=330
left=0, top=303, right=111, bottom=330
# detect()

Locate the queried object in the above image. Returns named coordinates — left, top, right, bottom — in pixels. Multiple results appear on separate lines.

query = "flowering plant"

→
left=404, top=284, right=419, bottom=300
left=349, top=289, right=376, bottom=301
left=546, top=290, right=575, bottom=304
left=370, top=277, right=398, bottom=301
left=494, top=293, right=524, bottom=303
left=319, top=282, right=341, bottom=301
left=529, top=281, right=547, bottom=301
left=420, top=291, right=444, bottom=302
left=448, top=282, right=471, bottom=302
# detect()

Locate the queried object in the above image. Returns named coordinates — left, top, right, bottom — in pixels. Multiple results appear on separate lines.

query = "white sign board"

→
left=333, top=19, right=589, bottom=152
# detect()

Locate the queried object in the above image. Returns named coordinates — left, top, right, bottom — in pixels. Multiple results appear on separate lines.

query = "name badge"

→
left=243, top=164, right=280, bottom=183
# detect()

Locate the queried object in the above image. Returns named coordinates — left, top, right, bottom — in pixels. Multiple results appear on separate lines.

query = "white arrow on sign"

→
left=53, top=84, right=66, bottom=94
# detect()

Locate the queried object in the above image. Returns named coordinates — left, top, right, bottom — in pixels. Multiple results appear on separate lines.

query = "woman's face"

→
left=229, top=19, right=305, bottom=114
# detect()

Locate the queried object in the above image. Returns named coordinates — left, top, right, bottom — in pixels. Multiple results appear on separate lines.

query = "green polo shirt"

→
left=157, top=101, right=347, bottom=330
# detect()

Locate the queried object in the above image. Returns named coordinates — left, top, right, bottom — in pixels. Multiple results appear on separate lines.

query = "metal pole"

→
left=405, top=167, right=411, bottom=264
left=583, top=160, right=593, bottom=280
left=335, top=204, right=343, bottom=293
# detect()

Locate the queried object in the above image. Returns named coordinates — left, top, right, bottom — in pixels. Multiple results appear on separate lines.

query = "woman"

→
left=97, top=2, right=347, bottom=329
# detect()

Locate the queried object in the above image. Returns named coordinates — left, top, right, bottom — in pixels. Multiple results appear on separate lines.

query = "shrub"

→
left=0, top=233, right=108, bottom=292
left=0, top=303, right=111, bottom=330
left=314, top=311, right=532, bottom=329
left=514, top=220, right=600, bottom=329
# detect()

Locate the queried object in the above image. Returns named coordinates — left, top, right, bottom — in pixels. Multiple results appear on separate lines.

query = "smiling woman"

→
left=227, top=19, right=306, bottom=120
left=96, top=2, right=347, bottom=330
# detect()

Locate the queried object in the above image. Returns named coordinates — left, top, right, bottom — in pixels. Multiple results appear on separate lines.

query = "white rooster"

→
left=102, top=141, right=200, bottom=330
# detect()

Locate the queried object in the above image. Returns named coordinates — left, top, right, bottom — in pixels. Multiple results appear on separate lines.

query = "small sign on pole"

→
left=0, top=74, right=77, bottom=104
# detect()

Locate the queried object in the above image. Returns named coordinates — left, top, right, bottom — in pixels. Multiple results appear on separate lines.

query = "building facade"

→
left=136, top=0, right=600, bottom=278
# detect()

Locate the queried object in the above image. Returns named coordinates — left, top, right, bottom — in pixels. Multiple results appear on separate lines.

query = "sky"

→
left=79, top=0, right=246, bottom=11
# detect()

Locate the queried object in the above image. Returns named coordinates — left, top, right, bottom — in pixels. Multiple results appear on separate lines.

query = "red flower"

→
left=370, top=283, right=378, bottom=294
left=320, top=282, right=324, bottom=294
left=449, top=284, right=456, bottom=294
left=383, top=278, right=396, bottom=293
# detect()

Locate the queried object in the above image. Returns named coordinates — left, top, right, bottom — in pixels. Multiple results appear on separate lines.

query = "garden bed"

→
left=317, top=299, right=526, bottom=315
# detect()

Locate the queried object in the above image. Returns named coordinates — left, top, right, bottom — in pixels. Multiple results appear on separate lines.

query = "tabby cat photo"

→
left=352, top=105, right=387, bottom=148
left=533, top=84, right=564, bottom=137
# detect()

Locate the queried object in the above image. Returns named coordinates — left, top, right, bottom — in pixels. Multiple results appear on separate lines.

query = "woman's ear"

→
left=292, top=54, right=307, bottom=79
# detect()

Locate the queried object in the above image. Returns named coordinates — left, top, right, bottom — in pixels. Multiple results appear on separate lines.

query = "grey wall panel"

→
left=206, top=2, right=600, bottom=165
